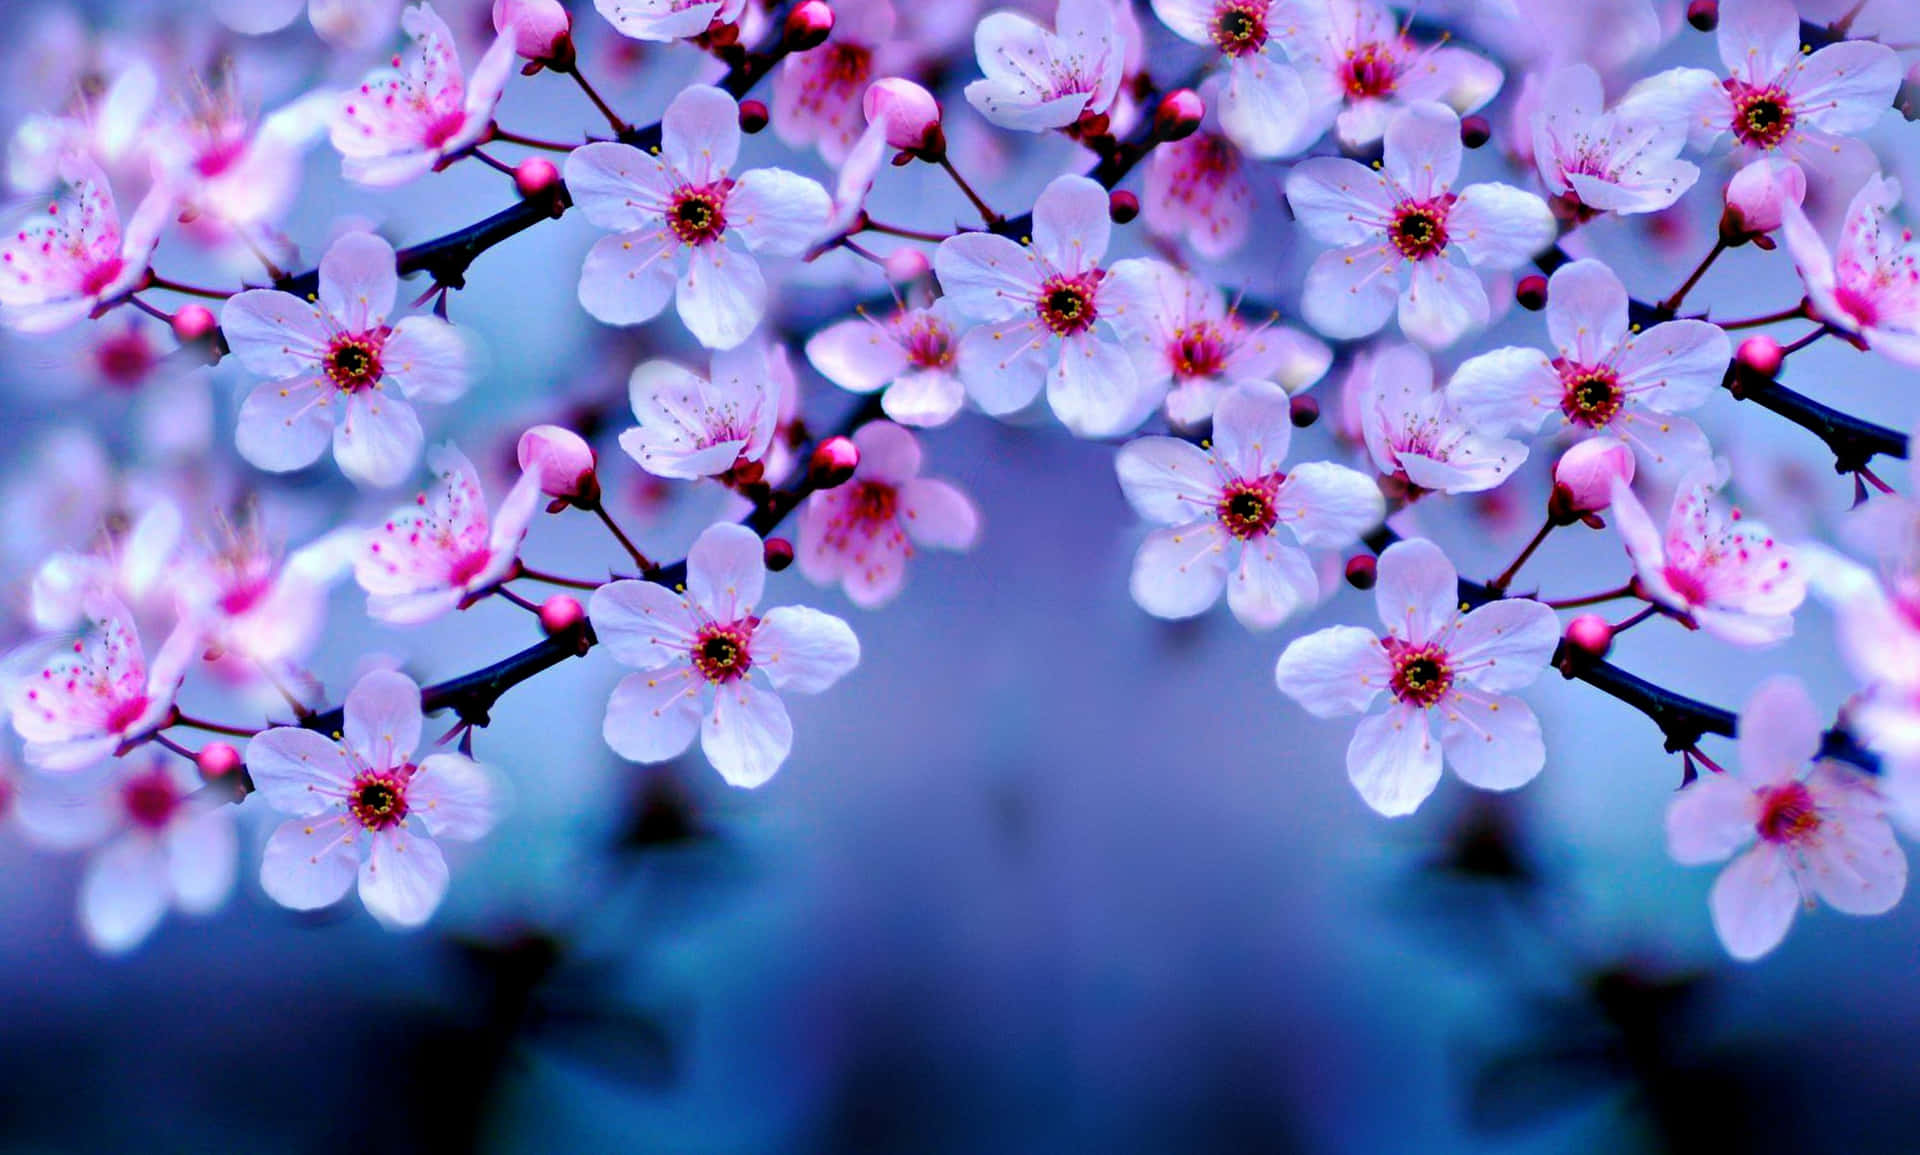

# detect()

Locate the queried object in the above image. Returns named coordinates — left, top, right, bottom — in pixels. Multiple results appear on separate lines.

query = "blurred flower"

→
left=619, top=344, right=780, bottom=480
left=964, top=0, right=1124, bottom=132
left=0, top=157, right=171, bottom=334
left=8, top=596, right=198, bottom=771
left=595, top=0, right=748, bottom=42
left=1355, top=344, right=1526, bottom=495
left=1781, top=173, right=1920, bottom=365
left=806, top=301, right=970, bottom=428
left=72, top=759, right=237, bottom=955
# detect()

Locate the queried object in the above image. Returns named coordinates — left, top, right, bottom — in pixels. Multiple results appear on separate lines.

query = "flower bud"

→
left=1722, top=157, right=1805, bottom=242
left=172, top=304, right=217, bottom=342
left=197, top=741, right=243, bottom=778
left=1565, top=614, right=1613, bottom=660
left=1737, top=334, right=1783, bottom=378
left=514, top=156, right=561, bottom=199
left=1515, top=274, right=1548, bottom=311
left=863, top=78, right=943, bottom=153
left=518, top=424, right=599, bottom=504
left=539, top=594, right=586, bottom=637
left=1459, top=115, right=1491, bottom=149
left=884, top=247, right=930, bottom=283
left=764, top=536, right=795, bottom=571
left=1289, top=395, right=1320, bottom=428
left=1345, top=554, right=1377, bottom=590
left=808, top=435, right=861, bottom=490
left=1551, top=436, right=1634, bottom=519
left=1153, top=89, right=1205, bottom=142
left=739, top=99, right=770, bottom=134
left=783, top=1, right=835, bottom=53
left=493, top=0, right=572, bottom=63
left=1686, top=0, right=1718, bottom=31
left=1108, top=190, right=1139, bottom=224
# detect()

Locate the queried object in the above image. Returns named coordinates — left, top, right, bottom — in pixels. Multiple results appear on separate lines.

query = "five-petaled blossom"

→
left=773, top=0, right=900, bottom=164
left=1609, top=466, right=1806, bottom=645
left=964, top=0, right=1124, bottom=133
left=1290, top=0, right=1502, bottom=148
left=564, top=85, right=833, bottom=349
left=594, top=0, right=747, bottom=42
left=1448, top=258, right=1728, bottom=471
left=797, top=421, right=981, bottom=608
left=589, top=522, right=860, bottom=787
left=74, top=759, right=238, bottom=955
left=1353, top=344, right=1525, bottom=495
left=1148, top=0, right=1316, bottom=157
left=1529, top=62, right=1700, bottom=218
left=805, top=301, right=972, bottom=428
left=249, top=669, right=500, bottom=928
left=935, top=174, right=1146, bottom=437
left=7, top=597, right=199, bottom=772
left=1780, top=173, right=1920, bottom=366
left=1285, top=101, right=1554, bottom=348
left=1118, top=381, right=1383, bottom=629
left=1141, top=118, right=1256, bottom=260
left=619, top=344, right=781, bottom=479
left=354, top=445, right=544, bottom=625
left=222, top=230, right=471, bottom=487
left=0, top=157, right=171, bottom=334
left=331, top=2, right=517, bottom=187
left=1275, top=537, right=1560, bottom=816
left=1667, top=677, right=1906, bottom=961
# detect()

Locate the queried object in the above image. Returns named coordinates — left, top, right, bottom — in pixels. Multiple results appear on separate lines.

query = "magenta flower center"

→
left=1036, top=273, right=1100, bottom=336
left=422, top=110, right=468, bottom=149
left=692, top=622, right=754, bottom=683
left=1558, top=364, right=1623, bottom=427
left=448, top=548, right=493, bottom=587
left=823, top=43, right=872, bottom=85
left=903, top=316, right=956, bottom=369
left=1216, top=476, right=1280, bottom=539
left=80, top=256, right=125, bottom=298
left=1342, top=42, right=1399, bottom=98
left=1389, top=199, right=1451, bottom=261
left=1834, top=284, right=1880, bottom=327
left=1727, top=81, right=1795, bottom=150
left=106, top=693, right=150, bottom=735
left=1172, top=323, right=1229, bottom=379
left=349, top=769, right=411, bottom=830
left=1662, top=563, right=1710, bottom=607
left=1386, top=639, right=1454, bottom=707
left=847, top=480, right=900, bottom=526
left=325, top=334, right=385, bottom=392
left=1756, top=780, right=1821, bottom=844
left=668, top=184, right=730, bottom=246
left=1211, top=2, right=1268, bottom=56
left=122, top=768, right=180, bottom=831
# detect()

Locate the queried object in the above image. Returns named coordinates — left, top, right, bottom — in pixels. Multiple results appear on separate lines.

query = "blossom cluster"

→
left=0, top=0, right=1914, bottom=972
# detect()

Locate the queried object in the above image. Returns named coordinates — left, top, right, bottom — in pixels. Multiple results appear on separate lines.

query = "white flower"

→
left=964, top=0, right=1125, bottom=132
left=1354, top=344, right=1526, bottom=495
left=619, top=344, right=780, bottom=479
left=1275, top=537, right=1561, bottom=816
left=1148, top=0, right=1318, bottom=157
left=0, top=156, right=171, bottom=334
left=805, top=301, right=971, bottom=428
left=595, top=0, right=747, bottom=42
left=588, top=523, right=860, bottom=787
left=73, top=760, right=238, bottom=955
left=1290, top=0, right=1501, bottom=148
left=1530, top=62, right=1700, bottom=217
left=1780, top=173, right=1920, bottom=365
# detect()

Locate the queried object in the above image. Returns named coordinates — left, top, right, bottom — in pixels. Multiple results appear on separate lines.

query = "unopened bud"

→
left=172, top=303, right=217, bottom=342
left=1722, top=157, right=1805, bottom=243
left=518, top=424, right=599, bottom=504
left=1515, top=274, right=1548, bottom=311
left=1686, top=0, right=1718, bottom=32
left=1108, top=190, right=1139, bottom=223
left=884, top=247, right=930, bottom=283
left=1153, top=89, right=1205, bottom=142
left=808, top=435, right=861, bottom=490
left=1737, top=335, right=1783, bottom=380
left=863, top=78, right=943, bottom=154
left=197, top=741, right=242, bottom=778
left=514, top=157, right=561, bottom=199
left=1345, top=554, right=1377, bottom=590
left=764, top=537, right=795, bottom=571
left=1565, top=614, right=1614, bottom=660
left=539, top=594, right=586, bottom=637
left=739, top=99, right=770, bottom=134
left=783, top=0, right=835, bottom=52
left=1551, top=436, right=1634, bottom=521
left=1460, top=115, right=1491, bottom=149
left=1289, top=395, right=1320, bottom=428
left=493, top=0, right=572, bottom=64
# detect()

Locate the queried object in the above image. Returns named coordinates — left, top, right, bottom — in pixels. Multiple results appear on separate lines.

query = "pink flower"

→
left=1285, top=102, right=1554, bottom=347
left=1448, top=259, right=1727, bottom=471
left=178, top=523, right=359, bottom=666
left=1354, top=344, right=1526, bottom=495
left=595, top=0, right=748, bottom=42
left=7, top=597, right=199, bottom=771
left=1530, top=62, right=1700, bottom=217
left=354, top=445, right=544, bottom=625
left=1148, top=0, right=1315, bottom=156
left=1291, top=0, right=1502, bottom=148
left=1141, top=116, right=1256, bottom=260
left=1552, top=436, right=1634, bottom=515
left=222, top=231, right=470, bottom=487
left=249, top=669, right=500, bottom=928
left=863, top=77, right=943, bottom=152
left=0, top=157, right=172, bottom=334
left=1724, top=156, right=1806, bottom=237
left=1275, top=537, right=1561, bottom=816
left=934, top=174, right=1146, bottom=437
left=1609, top=466, right=1805, bottom=645
left=1105, top=259, right=1331, bottom=427
left=964, top=0, right=1125, bottom=132
left=805, top=301, right=971, bottom=428
left=588, top=522, right=861, bottom=787
left=564, top=85, right=833, bottom=349
left=518, top=424, right=599, bottom=502
left=494, top=0, right=572, bottom=60
left=1667, top=677, right=1905, bottom=960
left=153, top=86, right=333, bottom=230
left=1780, top=173, right=1920, bottom=365
left=72, top=760, right=237, bottom=954
left=1799, top=487, right=1920, bottom=755
left=619, top=345, right=780, bottom=479
left=1118, top=381, right=1383, bottom=629
left=796, top=422, right=981, bottom=607
left=331, top=3, right=517, bottom=187
left=773, top=0, right=899, bottom=164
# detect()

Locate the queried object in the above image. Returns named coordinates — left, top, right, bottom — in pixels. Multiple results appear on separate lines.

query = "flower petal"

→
left=1709, top=843, right=1799, bottom=961
left=589, top=579, right=698, bottom=669
left=677, top=242, right=766, bottom=349
left=1666, top=773, right=1760, bottom=864
left=603, top=669, right=704, bottom=762
left=1130, top=522, right=1229, bottom=619
left=702, top=680, right=793, bottom=788
left=1374, top=537, right=1460, bottom=644
left=687, top=521, right=766, bottom=619
left=1348, top=705, right=1443, bottom=817
left=1276, top=626, right=1390, bottom=718
left=259, top=812, right=361, bottom=911
left=1439, top=693, right=1544, bottom=791
left=246, top=725, right=355, bottom=815
left=1451, top=598, right=1561, bottom=692
left=753, top=605, right=860, bottom=693
left=358, top=826, right=448, bottom=929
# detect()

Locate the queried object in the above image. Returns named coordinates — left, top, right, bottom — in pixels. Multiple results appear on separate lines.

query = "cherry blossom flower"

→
left=1141, top=107, right=1256, bottom=259
left=354, top=445, right=544, bottom=625
left=1353, top=344, right=1525, bottom=495
left=564, top=85, right=833, bottom=349
left=0, top=157, right=172, bottom=334
left=964, top=0, right=1125, bottom=133
left=1529, top=62, right=1700, bottom=218
left=1609, top=466, right=1805, bottom=645
left=222, top=231, right=470, bottom=488
left=330, top=2, right=517, bottom=187
left=1148, top=0, right=1317, bottom=157
left=804, top=301, right=971, bottom=428
left=29, top=500, right=181, bottom=632
left=1285, top=102, right=1554, bottom=348
left=176, top=522, right=359, bottom=666
left=588, top=522, right=861, bottom=787
left=1291, top=0, right=1502, bottom=148
left=1447, top=259, right=1726, bottom=471
left=7, top=597, right=199, bottom=771
left=1105, top=260, right=1331, bottom=428
left=796, top=421, right=981, bottom=607
left=248, top=669, right=500, bottom=928
left=1666, top=677, right=1906, bottom=961
left=934, top=174, right=1146, bottom=437
left=1117, top=381, right=1382, bottom=629
left=595, top=0, right=748, bottom=42
left=773, top=0, right=900, bottom=164
left=1724, top=156, right=1806, bottom=238
left=152, top=83, right=333, bottom=230
left=73, top=759, right=238, bottom=954
left=1274, top=537, right=1560, bottom=816
left=1799, top=481, right=1920, bottom=755
left=619, top=344, right=781, bottom=479
left=1780, top=173, right=1920, bottom=365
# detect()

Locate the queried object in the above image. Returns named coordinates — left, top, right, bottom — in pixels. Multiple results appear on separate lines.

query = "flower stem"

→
left=561, top=63, right=630, bottom=135
left=1486, top=519, right=1555, bottom=595
left=862, top=218, right=953, bottom=243
left=1778, top=323, right=1831, bottom=359
left=147, top=274, right=234, bottom=301
left=1657, top=239, right=1726, bottom=316
left=587, top=501, right=655, bottom=571
left=171, top=712, right=261, bottom=738
left=1544, top=582, right=1637, bottom=609
left=515, top=564, right=603, bottom=591
left=1715, top=302, right=1808, bottom=329
left=937, top=155, right=1001, bottom=226
left=491, top=125, right=579, bottom=152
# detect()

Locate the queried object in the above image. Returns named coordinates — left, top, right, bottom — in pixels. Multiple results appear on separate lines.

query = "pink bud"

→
left=1552, top=437, right=1635, bottom=516
left=518, top=424, right=599, bottom=503
left=197, top=741, right=242, bottom=778
left=863, top=77, right=943, bottom=153
left=808, top=436, right=861, bottom=490
left=884, top=247, right=930, bottom=283
left=1737, top=335, right=1784, bottom=378
left=1723, top=158, right=1805, bottom=238
left=173, top=304, right=217, bottom=342
left=539, top=594, right=586, bottom=636
left=739, top=99, right=770, bottom=133
left=1345, top=555, right=1377, bottom=590
left=514, top=157, right=561, bottom=199
left=784, top=1, right=835, bottom=52
left=764, top=537, right=795, bottom=571
left=493, top=0, right=572, bottom=62
left=1153, top=89, right=1205, bottom=142
left=1108, top=190, right=1139, bottom=223
left=1565, top=614, right=1613, bottom=660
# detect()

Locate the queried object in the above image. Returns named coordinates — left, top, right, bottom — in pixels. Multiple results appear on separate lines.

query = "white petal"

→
left=661, top=84, right=741, bottom=184
left=410, top=753, right=499, bottom=842
left=334, top=390, right=423, bottom=487
left=1047, top=334, right=1142, bottom=438
left=1285, top=158, right=1395, bottom=247
left=1348, top=705, right=1443, bottom=817
left=236, top=378, right=335, bottom=473
left=1446, top=348, right=1559, bottom=435
left=1130, top=522, right=1229, bottom=619
left=806, top=317, right=908, bottom=392
left=589, top=579, right=698, bottom=668
left=603, top=669, right=704, bottom=762
left=80, top=835, right=169, bottom=953
left=382, top=316, right=469, bottom=404
left=259, top=813, right=361, bottom=911
left=1031, top=175, right=1111, bottom=274
left=1276, top=626, right=1389, bottom=718
left=933, top=232, right=1042, bottom=321
left=1666, top=773, right=1760, bottom=864
left=1374, top=537, right=1460, bottom=644
left=1709, top=843, right=1799, bottom=961
left=345, top=667, right=423, bottom=770
left=1448, top=183, right=1556, bottom=269
left=702, top=680, right=793, bottom=788
left=955, top=321, right=1048, bottom=414
left=728, top=167, right=831, bottom=256
left=578, top=230, right=678, bottom=325
left=1114, top=436, right=1218, bottom=524
left=1276, top=462, right=1384, bottom=548
left=318, top=230, right=398, bottom=330
left=1210, top=380, right=1293, bottom=479
left=245, top=725, right=355, bottom=815
left=166, top=809, right=238, bottom=914
left=1382, top=101, right=1462, bottom=199
left=1615, top=319, right=1731, bottom=413
left=563, top=141, right=676, bottom=230
left=1398, top=257, right=1489, bottom=349
left=1451, top=598, right=1561, bottom=692
left=1302, top=244, right=1400, bottom=340
left=1439, top=693, right=1544, bottom=791
left=1736, top=676, right=1822, bottom=786
left=753, top=605, right=860, bottom=693
left=357, top=827, right=448, bottom=929
left=1227, top=538, right=1317, bottom=630
left=220, top=289, right=329, bottom=376
left=900, top=478, right=982, bottom=549
left=677, top=243, right=765, bottom=349
left=687, top=521, right=766, bottom=618
left=1545, top=259, right=1630, bottom=365
left=1802, top=768, right=1906, bottom=915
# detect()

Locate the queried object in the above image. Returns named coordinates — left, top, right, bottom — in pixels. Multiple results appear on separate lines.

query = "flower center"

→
left=1211, top=2, right=1268, bottom=56
left=668, top=185, right=729, bottom=246
left=1728, top=82, right=1795, bottom=150
left=1559, top=365, right=1622, bottom=427
left=422, top=109, right=468, bottom=149
left=80, top=256, right=125, bottom=298
left=1756, top=780, right=1821, bottom=844
left=691, top=622, right=754, bottom=683
left=823, top=42, right=871, bottom=84
left=325, top=335, right=384, bottom=392
left=1172, top=323, right=1228, bottom=379
left=848, top=480, right=899, bottom=525
left=903, top=316, right=955, bottom=368
left=1389, top=199, right=1451, bottom=261
left=122, top=768, right=180, bottom=831
left=1216, top=476, right=1280, bottom=539
left=1662, top=563, right=1710, bottom=607
left=1342, top=42, right=1399, bottom=98
left=448, top=548, right=493, bottom=587
left=106, top=693, right=150, bottom=735
left=1386, top=639, right=1454, bottom=708
left=349, top=770, right=411, bottom=830
left=1834, top=284, right=1880, bottom=327
left=1036, top=274, right=1100, bottom=336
